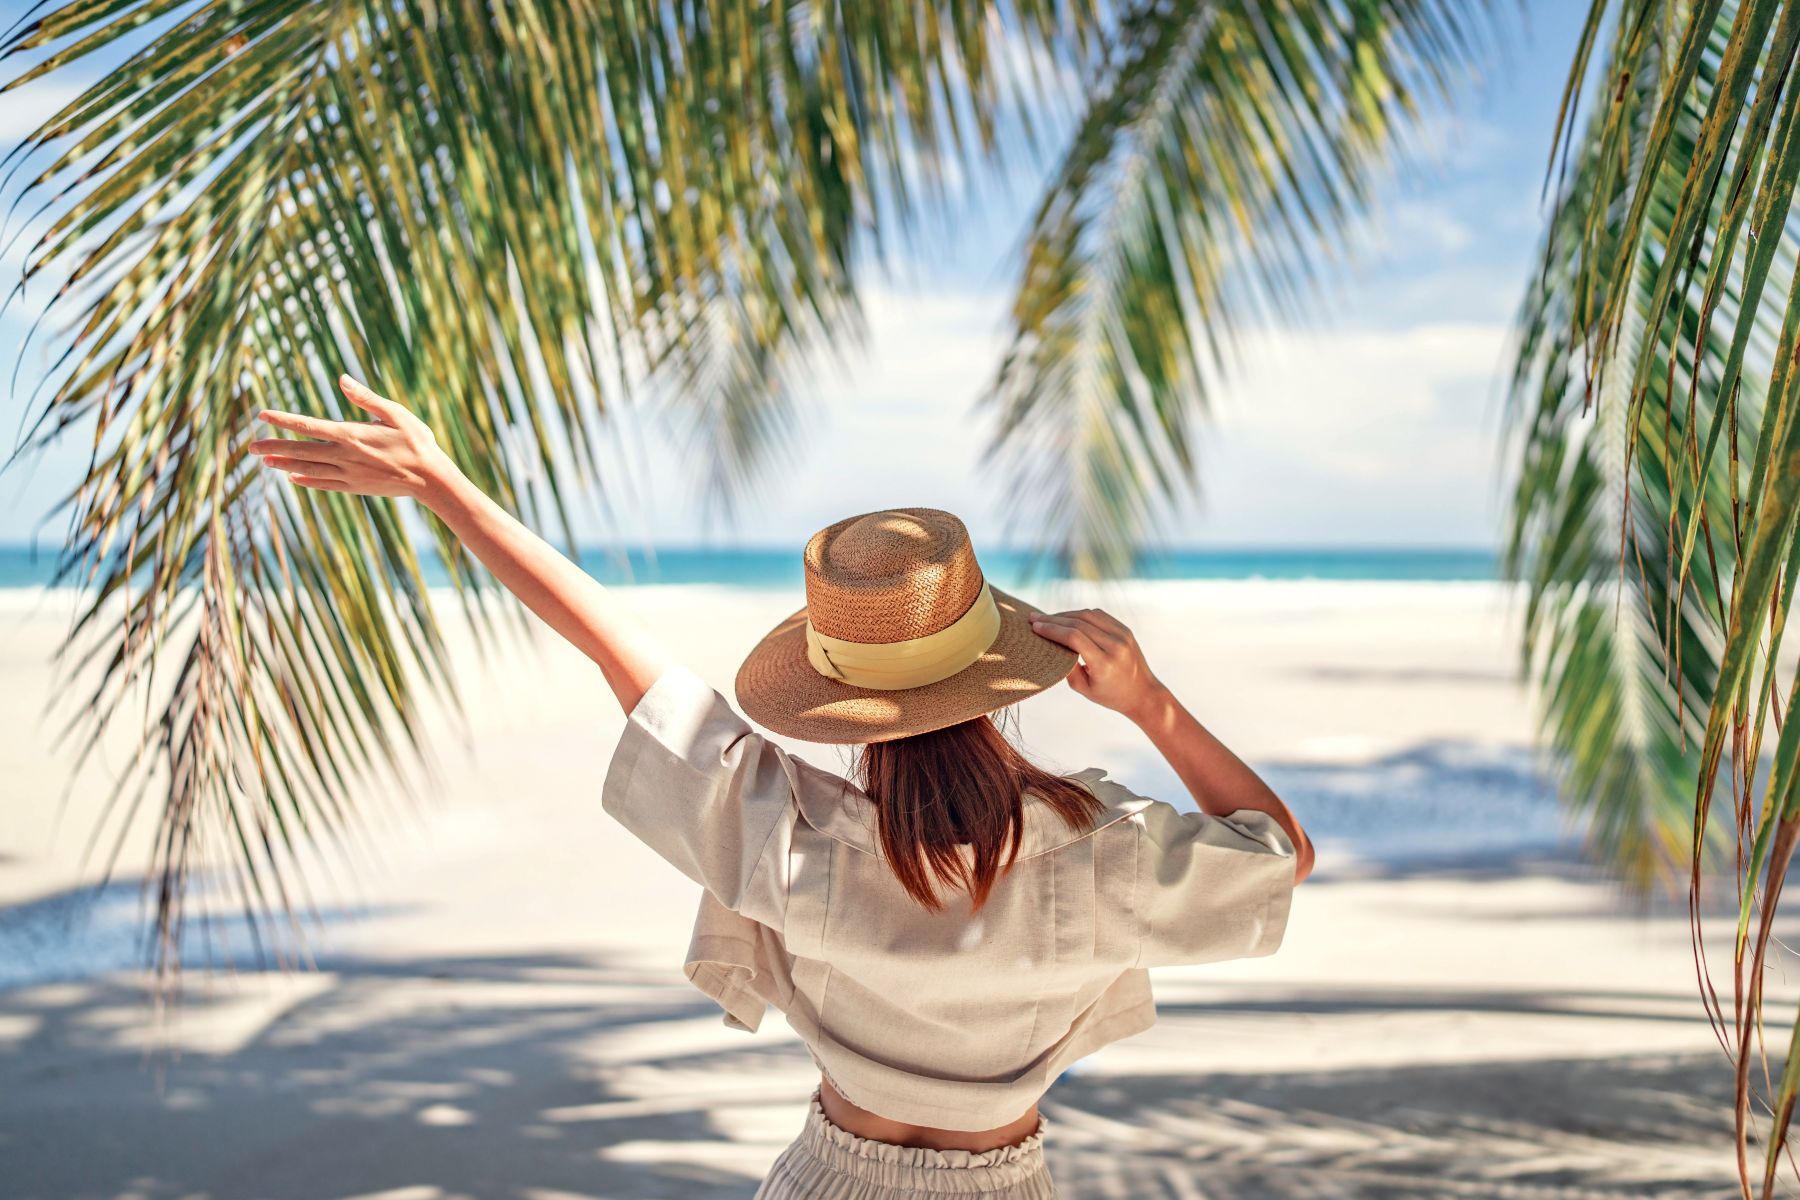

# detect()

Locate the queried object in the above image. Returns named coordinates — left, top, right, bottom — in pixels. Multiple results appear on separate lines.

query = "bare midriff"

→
left=817, top=1075, right=1042, bottom=1152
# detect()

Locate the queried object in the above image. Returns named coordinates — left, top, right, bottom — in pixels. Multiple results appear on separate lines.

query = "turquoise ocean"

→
left=0, top=543, right=1501, bottom=589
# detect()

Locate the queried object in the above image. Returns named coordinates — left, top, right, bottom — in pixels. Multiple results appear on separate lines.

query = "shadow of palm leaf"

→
left=0, top=947, right=1757, bottom=1200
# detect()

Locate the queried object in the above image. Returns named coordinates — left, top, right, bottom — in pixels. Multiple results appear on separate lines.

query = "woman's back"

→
left=602, top=664, right=1299, bottom=1134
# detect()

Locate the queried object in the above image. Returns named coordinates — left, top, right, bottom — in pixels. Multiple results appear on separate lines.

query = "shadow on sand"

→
left=1043, top=1050, right=1741, bottom=1199
left=0, top=728, right=1775, bottom=1199
left=0, top=941, right=1752, bottom=1200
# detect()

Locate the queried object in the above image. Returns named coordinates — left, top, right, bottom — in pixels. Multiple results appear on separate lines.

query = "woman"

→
left=251, top=376, right=1316, bottom=1199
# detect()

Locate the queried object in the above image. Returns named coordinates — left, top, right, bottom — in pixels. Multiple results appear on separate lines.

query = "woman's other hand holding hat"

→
left=1029, top=609, right=1168, bottom=724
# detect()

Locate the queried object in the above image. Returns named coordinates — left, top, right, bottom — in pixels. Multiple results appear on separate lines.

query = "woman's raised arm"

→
left=250, top=374, right=674, bottom=714
left=1030, top=608, right=1315, bottom=884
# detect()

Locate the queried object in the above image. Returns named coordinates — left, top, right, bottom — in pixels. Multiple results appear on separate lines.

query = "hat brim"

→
left=733, top=586, right=1079, bottom=744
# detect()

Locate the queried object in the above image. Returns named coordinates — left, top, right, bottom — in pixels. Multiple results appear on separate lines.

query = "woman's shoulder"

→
left=1011, top=768, right=1160, bottom=859
left=778, top=752, right=883, bottom=853
left=1060, top=767, right=1159, bottom=818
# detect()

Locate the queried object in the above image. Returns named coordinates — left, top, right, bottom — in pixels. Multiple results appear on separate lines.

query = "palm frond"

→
left=1505, top=1, right=1761, bottom=893
left=1517, top=0, right=1800, bottom=1188
left=0, top=0, right=1101, bottom=981
left=982, top=0, right=1495, bottom=577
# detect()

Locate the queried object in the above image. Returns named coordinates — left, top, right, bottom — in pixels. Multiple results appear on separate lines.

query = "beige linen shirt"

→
left=601, top=665, right=1298, bottom=1131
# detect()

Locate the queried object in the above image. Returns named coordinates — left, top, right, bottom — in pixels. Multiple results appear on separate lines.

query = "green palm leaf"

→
left=1507, top=1, right=1761, bottom=893
left=1516, top=0, right=1800, bottom=1188
left=0, top=0, right=1102, bottom=980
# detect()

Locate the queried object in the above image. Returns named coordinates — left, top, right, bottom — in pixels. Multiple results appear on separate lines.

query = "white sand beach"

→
left=0, top=580, right=1783, bottom=1198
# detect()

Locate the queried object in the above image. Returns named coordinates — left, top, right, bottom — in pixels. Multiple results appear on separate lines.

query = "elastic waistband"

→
left=792, top=1089, right=1053, bottom=1195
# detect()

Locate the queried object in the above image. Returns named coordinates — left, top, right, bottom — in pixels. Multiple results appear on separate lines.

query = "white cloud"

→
left=705, top=284, right=1010, bottom=541
left=1225, top=322, right=1505, bottom=408
left=584, top=279, right=1518, bottom=551
left=1213, top=321, right=1508, bottom=470
left=1166, top=320, right=1516, bottom=544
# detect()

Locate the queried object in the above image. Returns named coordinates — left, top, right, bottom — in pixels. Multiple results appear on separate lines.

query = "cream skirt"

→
left=753, top=1090, right=1058, bottom=1198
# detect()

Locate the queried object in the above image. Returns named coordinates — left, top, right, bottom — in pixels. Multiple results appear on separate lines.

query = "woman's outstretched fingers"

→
left=248, top=438, right=344, bottom=463
left=289, top=474, right=359, bottom=491
left=251, top=376, right=452, bottom=501
left=264, top=456, right=348, bottom=480
left=339, top=374, right=399, bottom=422
left=257, top=409, right=341, bottom=439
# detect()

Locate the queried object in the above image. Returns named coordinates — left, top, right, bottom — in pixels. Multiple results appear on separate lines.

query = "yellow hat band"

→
left=804, top=581, right=1002, bottom=691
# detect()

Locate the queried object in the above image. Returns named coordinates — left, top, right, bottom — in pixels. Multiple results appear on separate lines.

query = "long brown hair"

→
left=849, top=709, right=1105, bottom=911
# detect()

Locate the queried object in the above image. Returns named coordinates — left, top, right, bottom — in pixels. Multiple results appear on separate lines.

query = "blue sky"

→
left=0, top=1, right=1589, bottom=552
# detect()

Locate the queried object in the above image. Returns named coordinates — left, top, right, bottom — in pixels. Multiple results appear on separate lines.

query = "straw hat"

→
left=734, top=508, right=1078, bottom=743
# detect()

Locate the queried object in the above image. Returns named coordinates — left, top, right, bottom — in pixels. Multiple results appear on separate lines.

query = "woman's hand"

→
left=1028, top=608, right=1168, bottom=723
left=1037, top=608, right=1312, bottom=880
left=250, top=375, right=456, bottom=502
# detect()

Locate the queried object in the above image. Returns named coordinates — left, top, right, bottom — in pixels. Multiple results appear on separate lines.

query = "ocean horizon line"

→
left=0, top=537, right=1503, bottom=554
left=0, top=543, right=1507, bottom=590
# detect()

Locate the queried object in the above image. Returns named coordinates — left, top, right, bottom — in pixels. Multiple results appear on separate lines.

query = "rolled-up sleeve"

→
left=1133, top=800, right=1297, bottom=968
left=601, top=666, right=796, bottom=929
